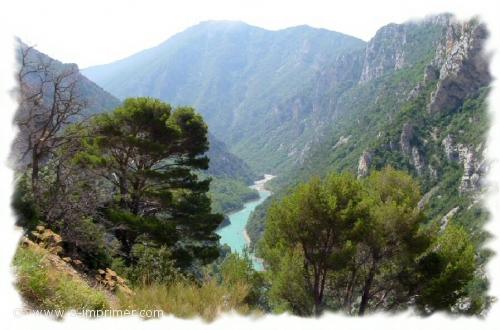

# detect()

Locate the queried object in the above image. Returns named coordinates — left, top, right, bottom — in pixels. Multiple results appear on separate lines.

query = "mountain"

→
left=247, top=15, right=491, bottom=254
left=82, top=15, right=490, bottom=257
left=83, top=21, right=366, bottom=172
left=206, top=133, right=257, bottom=184
left=16, top=42, right=258, bottom=215
left=19, top=42, right=121, bottom=115
left=206, top=133, right=260, bottom=215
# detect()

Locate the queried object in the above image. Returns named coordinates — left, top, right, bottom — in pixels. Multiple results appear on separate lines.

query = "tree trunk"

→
left=118, top=174, right=129, bottom=210
left=31, top=150, right=40, bottom=197
left=359, top=262, right=376, bottom=316
left=312, top=268, right=328, bottom=316
left=344, top=267, right=357, bottom=313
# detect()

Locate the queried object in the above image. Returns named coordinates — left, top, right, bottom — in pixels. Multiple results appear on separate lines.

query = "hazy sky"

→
left=2, top=0, right=492, bottom=68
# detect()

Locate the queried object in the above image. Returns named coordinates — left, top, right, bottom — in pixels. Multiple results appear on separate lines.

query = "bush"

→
left=126, top=240, right=180, bottom=285
left=220, top=252, right=267, bottom=308
left=12, top=175, right=41, bottom=231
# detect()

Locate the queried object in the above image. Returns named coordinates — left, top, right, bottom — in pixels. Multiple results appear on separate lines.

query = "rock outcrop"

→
left=428, top=19, right=490, bottom=114
left=357, top=151, right=372, bottom=178
left=440, top=206, right=460, bottom=231
left=26, top=226, right=133, bottom=296
left=400, top=123, right=414, bottom=154
left=359, top=23, right=408, bottom=83
left=441, top=134, right=484, bottom=193
left=31, top=225, right=63, bottom=255
left=95, top=268, right=132, bottom=295
left=411, top=146, right=426, bottom=176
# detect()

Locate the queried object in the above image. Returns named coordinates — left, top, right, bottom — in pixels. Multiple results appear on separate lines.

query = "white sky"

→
left=0, top=0, right=493, bottom=68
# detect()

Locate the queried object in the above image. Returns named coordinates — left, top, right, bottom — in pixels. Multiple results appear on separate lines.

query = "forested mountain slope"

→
left=15, top=43, right=258, bottom=215
left=83, top=21, right=366, bottom=172
left=81, top=16, right=491, bottom=262
left=12, top=13, right=492, bottom=317
left=18, top=42, right=121, bottom=115
left=248, top=16, right=491, bottom=260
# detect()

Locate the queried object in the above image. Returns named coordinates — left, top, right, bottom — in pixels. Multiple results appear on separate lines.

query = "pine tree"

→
left=76, top=97, right=223, bottom=268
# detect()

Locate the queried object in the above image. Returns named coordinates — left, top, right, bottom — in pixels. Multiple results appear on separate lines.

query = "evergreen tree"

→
left=260, top=167, right=477, bottom=315
left=260, top=172, right=367, bottom=315
left=76, top=97, right=223, bottom=268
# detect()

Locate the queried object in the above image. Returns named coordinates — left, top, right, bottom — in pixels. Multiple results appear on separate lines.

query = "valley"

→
left=11, top=12, right=493, bottom=317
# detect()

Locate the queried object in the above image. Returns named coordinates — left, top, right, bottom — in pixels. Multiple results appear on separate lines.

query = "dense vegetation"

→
left=204, top=135, right=260, bottom=214
left=11, top=14, right=492, bottom=319
left=260, top=169, right=477, bottom=315
left=14, top=93, right=227, bottom=272
left=209, top=177, right=259, bottom=214
left=247, top=20, right=489, bottom=255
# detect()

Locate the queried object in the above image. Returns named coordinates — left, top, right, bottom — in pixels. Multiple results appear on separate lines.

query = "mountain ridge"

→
left=82, top=21, right=366, bottom=170
left=15, top=43, right=259, bottom=215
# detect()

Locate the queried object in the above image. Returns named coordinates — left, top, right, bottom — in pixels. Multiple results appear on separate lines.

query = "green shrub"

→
left=127, top=240, right=180, bottom=285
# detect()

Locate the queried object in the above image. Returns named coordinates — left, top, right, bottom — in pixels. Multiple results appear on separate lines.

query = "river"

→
left=216, top=174, right=275, bottom=270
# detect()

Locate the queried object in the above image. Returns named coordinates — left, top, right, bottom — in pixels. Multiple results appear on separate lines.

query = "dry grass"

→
left=118, top=279, right=253, bottom=321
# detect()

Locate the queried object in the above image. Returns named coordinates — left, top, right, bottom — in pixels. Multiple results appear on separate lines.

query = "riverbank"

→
left=215, top=174, right=275, bottom=270
left=219, top=174, right=276, bottom=223
left=243, top=174, right=275, bottom=245
left=217, top=193, right=263, bottom=229
left=251, top=174, right=276, bottom=192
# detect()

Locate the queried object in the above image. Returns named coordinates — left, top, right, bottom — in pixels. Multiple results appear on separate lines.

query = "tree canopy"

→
left=74, top=97, right=223, bottom=268
left=260, top=167, right=476, bottom=316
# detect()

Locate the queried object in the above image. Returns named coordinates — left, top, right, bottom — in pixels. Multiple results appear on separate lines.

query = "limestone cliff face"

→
left=428, top=19, right=491, bottom=114
left=354, top=16, right=489, bottom=195
left=359, top=23, right=408, bottom=83
left=427, top=19, right=488, bottom=194
left=442, top=134, right=486, bottom=194
left=358, top=15, right=450, bottom=83
left=400, top=123, right=414, bottom=155
left=249, top=14, right=490, bottom=250
left=357, top=151, right=372, bottom=178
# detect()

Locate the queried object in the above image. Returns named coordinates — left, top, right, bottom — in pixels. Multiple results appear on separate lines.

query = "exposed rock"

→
left=72, top=259, right=83, bottom=269
left=31, top=226, right=63, bottom=255
left=400, top=123, right=414, bottom=154
left=411, top=147, right=425, bottom=176
left=418, top=185, right=440, bottom=209
left=359, top=23, right=407, bottom=82
left=332, top=135, right=351, bottom=150
left=428, top=165, right=438, bottom=179
left=428, top=20, right=490, bottom=114
left=441, top=134, right=483, bottom=193
left=459, top=146, right=480, bottom=193
left=442, top=134, right=459, bottom=161
left=440, top=206, right=460, bottom=231
left=357, top=151, right=372, bottom=178
left=358, top=15, right=450, bottom=84
left=407, top=64, right=440, bottom=100
left=424, top=64, right=440, bottom=83
left=20, top=237, right=89, bottom=286
left=95, top=268, right=132, bottom=295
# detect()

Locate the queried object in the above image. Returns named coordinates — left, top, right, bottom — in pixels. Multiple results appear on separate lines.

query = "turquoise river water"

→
left=215, top=175, right=274, bottom=270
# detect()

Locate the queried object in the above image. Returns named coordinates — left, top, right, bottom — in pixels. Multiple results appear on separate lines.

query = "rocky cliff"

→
left=249, top=14, right=490, bottom=252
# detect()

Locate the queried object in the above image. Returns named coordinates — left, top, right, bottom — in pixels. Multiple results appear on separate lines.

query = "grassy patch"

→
left=118, top=279, right=252, bottom=321
left=13, top=244, right=109, bottom=316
